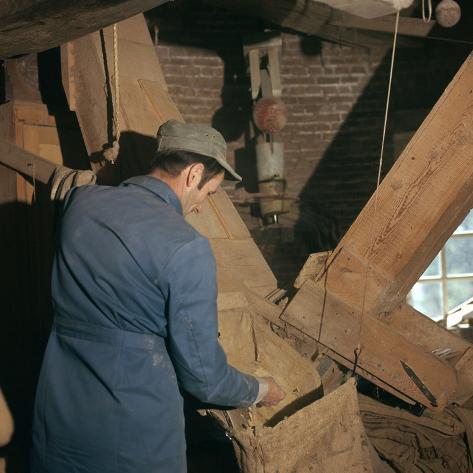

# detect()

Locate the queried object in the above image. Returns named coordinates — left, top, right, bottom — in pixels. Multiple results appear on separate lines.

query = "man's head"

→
left=149, top=120, right=241, bottom=215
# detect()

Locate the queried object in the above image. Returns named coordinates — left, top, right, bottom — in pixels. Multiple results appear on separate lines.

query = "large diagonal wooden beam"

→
left=282, top=52, right=473, bottom=409
left=329, top=52, right=473, bottom=314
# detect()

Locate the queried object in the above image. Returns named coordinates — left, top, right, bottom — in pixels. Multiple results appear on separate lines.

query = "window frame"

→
left=408, top=228, right=473, bottom=319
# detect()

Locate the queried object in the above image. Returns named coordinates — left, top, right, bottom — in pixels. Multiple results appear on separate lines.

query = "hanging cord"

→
left=421, top=0, right=433, bottom=23
left=103, top=23, right=121, bottom=164
left=352, top=11, right=400, bottom=377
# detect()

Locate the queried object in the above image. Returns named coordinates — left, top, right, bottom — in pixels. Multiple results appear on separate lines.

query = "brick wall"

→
left=148, top=1, right=470, bottom=290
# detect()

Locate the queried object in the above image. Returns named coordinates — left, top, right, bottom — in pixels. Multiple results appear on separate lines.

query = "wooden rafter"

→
left=282, top=52, right=473, bottom=410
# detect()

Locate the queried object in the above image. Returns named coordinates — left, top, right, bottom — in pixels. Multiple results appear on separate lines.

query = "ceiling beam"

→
left=330, top=11, right=436, bottom=36
left=0, top=0, right=170, bottom=59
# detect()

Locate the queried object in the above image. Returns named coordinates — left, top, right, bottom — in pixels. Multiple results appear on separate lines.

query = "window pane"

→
left=447, top=280, right=473, bottom=311
left=421, top=254, right=441, bottom=278
left=409, top=282, right=443, bottom=320
left=445, top=238, right=473, bottom=275
left=454, top=211, right=473, bottom=233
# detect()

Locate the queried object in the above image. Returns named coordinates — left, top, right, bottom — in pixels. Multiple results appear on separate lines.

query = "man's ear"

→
left=186, top=163, right=204, bottom=188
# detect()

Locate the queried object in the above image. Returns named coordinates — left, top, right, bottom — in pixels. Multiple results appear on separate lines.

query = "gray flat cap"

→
left=156, top=120, right=242, bottom=181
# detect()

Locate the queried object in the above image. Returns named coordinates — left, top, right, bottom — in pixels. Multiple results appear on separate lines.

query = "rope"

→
left=103, top=23, right=120, bottom=164
left=421, top=0, right=433, bottom=23
left=353, top=10, right=400, bottom=376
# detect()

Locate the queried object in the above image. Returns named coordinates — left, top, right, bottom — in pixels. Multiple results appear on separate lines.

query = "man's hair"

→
left=150, top=150, right=224, bottom=190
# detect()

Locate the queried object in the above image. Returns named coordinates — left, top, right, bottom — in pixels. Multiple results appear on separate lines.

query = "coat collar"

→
left=121, top=175, right=183, bottom=215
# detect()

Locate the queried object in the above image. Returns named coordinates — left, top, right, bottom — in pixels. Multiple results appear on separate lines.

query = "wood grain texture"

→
left=210, top=238, right=277, bottom=297
left=282, top=52, right=473, bottom=409
left=283, top=279, right=457, bottom=409
left=332, top=53, right=473, bottom=313
left=0, top=0, right=170, bottom=59
left=62, top=14, right=183, bottom=179
left=0, top=140, right=56, bottom=184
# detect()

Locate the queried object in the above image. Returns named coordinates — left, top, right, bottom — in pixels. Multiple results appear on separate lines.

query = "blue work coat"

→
left=31, top=176, right=259, bottom=473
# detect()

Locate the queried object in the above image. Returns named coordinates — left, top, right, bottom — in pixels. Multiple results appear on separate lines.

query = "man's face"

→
left=181, top=168, right=224, bottom=216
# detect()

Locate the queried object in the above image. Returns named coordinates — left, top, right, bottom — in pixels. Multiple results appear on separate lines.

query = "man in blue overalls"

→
left=31, top=120, right=284, bottom=473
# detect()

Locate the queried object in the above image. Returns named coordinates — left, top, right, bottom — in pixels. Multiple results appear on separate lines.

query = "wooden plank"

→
left=4, top=55, right=42, bottom=103
left=0, top=140, right=56, bottom=184
left=62, top=35, right=110, bottom=175
left=185, top=197, right=228, bottom=239
left=244, top=288, right=284, bottom=326
left=294, top=251, right=331, bottom=289
left=374, top=303, right=471, bottom=364
left=0, top=0, right=170, bottom=59
left=62, top=15, right=183, bottom=179
left=321, top=347, right=415, bottom=405
left=205, top=0, right=399, bottom=48
left=210, top=239, right=277, bottom=297
left=61, top=43, right=77, bottom=112
left=330, top=11, right=436, bottom=37
left=138, top=79, right=182, bottom=122
left=186, top=188, right=252, bottom=240
left=282, top=279, right=457, bottom=409
left=208, top=188, right=251, bottom=239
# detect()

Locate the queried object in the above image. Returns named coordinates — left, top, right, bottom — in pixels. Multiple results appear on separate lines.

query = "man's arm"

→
left=163, top=235, right=262, bottom=407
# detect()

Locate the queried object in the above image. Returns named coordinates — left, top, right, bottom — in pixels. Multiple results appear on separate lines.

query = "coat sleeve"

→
left=163, top=235, right=259, bottom=407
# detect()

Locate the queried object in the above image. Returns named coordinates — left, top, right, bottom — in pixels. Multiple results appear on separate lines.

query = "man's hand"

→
left=259, top=377, right=285, bottom=407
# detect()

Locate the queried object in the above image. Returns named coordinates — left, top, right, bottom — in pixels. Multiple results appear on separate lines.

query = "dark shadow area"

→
left=0, top=178, right=56, bottom=473
left=37, top=47, right=90, bottom=172
left=299, top=35, right=323, bottom=56
left=184, top=398, right=239, bottom=473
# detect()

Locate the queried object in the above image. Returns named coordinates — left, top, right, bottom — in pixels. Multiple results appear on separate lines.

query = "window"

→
left=408, top=211, right=473, bottom=321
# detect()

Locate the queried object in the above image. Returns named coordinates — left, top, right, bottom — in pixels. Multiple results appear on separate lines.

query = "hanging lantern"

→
left=435, top=0, right=461, bottom=28
left=253, top=97, right=288, bottom=133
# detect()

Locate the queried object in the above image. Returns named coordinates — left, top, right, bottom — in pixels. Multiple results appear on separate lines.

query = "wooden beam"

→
left=329, top=11, right=436, bottom=37
left=283, top=279, right=457, bottom=409
left=204, top=0, right=332, bottom=35
left=0, top=0, right=171, bottom=59
left=282, top=52, right=473, bottom=409
left=61, top=14, right=182, bottom=180
left=333, top=52, right=473, bottom=314
left=0, top=140, right=56, bottom=184
left=205, top=0, right=413, bottom=48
